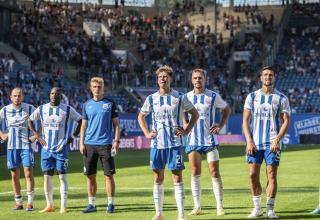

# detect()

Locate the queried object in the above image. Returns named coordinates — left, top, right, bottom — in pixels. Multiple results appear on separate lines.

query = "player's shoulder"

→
left=104, top=97, right=116, bottom=105
left=247, top=89, right=260, bottom=99
left=274, top=89, right=288, bottom=100
left=205, top=89, right=219, bottom=97
left=21, top=102, right=35, bottom=110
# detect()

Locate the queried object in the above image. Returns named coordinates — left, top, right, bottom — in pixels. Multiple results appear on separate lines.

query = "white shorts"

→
left=207, top=148, right=220, bottom=163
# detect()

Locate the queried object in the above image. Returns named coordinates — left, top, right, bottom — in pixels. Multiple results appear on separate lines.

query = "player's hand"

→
left=111, top=141, right=120, bottom=155
left=80, top=143, right=86, bottom=155
left=210, top=124, right=221, bottom=134
left=246, top=140, right=256, bottom=155
left=271, top=138, right=280, bottom=152
left=146, top=131, right=156, bottom=139
left=174, top=127, right=186, bottom=136
left=29, top=135, right=37, bottom=143
left=37, top=137, right=47, bottom=146
left=67, top=137, right=73, bottom=144
left=0, top=132, right=8, bottom=141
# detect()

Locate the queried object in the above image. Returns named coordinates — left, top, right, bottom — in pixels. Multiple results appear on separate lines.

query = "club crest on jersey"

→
left=102, top=103, right=112, bottom=110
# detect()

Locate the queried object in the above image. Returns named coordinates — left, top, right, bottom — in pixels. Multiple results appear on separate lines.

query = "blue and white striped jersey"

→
left=0, top=103, right=35, bottom=150
left=186, top=89, right=227, bottom=147
left=140, top=89, right=194, bottom=149
left=244, top=89, right=291, bottom=150
left=29, top=103, right=81, bottom=153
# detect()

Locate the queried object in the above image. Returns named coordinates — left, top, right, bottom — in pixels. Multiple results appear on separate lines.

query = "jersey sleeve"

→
left=214, top=93, right=228, bottom=109
left=281, top=96, right=291, bottom=115
left=244, top=94, right=252, bottom=110
left=111, top=101, right=118, bottom=118
left=182, top=94, right=194, bottom=112
left=29, top=107, right=40, bottom=121
left=140, top=96, right=151, bottom=115
left=70, top=106, right=82, bottom=121
left=82, top=103, right=88, bottom=120
left=0, top=108, right=4, bottom=121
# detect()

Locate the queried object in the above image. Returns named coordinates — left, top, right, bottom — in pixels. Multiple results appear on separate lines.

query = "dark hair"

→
left=260, top=66, right=275, bottom=75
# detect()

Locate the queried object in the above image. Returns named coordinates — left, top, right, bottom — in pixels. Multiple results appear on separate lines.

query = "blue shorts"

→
left=150, top=146, right=185, bottom=171
left=185, top=145, right=218, bottom=154
left=41, top=148, right=68, bottom=173
left=7, top=149, right=34, bottom=169
left=246, top=149, right=281, bottom=166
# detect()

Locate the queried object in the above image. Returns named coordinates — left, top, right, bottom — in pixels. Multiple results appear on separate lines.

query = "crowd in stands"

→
left=4, top=1, right=319, bottom=114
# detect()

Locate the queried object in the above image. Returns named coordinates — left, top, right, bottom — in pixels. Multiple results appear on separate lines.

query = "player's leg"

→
left=22, top=148, right=35, bottom=211
left=207, top=148, right=224, bottom=216
left=150, top=148, right=165, bottom=220
left=11, top=168, right=23, bottom=210
left=100, top=145, right=116, bottom=213
left=187, top=150, right=202, bottom=215
left=169, top=147, right=186, bottom=220
left=40, top=149, right=55, bottom=213
left=57, top=157, right=69, bottom=214
left=247, top=150, right=264, bottom=218
left=82, top=146, right=98, bottom=213
left=23, top=167, right=34, bottom=211
left=7, top=149, right=23, bottom=210
left=152, top=169, right=165, bottom=220
left=265, top=150, right=281, bottom=219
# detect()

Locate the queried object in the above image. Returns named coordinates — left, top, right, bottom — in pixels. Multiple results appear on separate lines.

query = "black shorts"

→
left=83, top=144, right=115, bottom=176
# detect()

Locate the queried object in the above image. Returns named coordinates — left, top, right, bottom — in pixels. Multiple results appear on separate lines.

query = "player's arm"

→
left=138, top=112, right=156, bottom=139
left=111, top=117, right=120, bottom=154
left=28, top=119, right=46, bottom=146
left=67, top=119, right=82, bottom=144
left=0, top=108, right=8, bottom=141
left=176, top=107, right=199, bottom=136
left=79, top=119, right=87, bottom=155
left=210, top=105, right=231, bottom=134
left=270, top=112, right=290, bottom=152
left=243, top=109, right=256, bottom=155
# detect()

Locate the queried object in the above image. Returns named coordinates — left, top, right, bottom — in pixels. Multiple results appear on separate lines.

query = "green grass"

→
left=0, top=145, right=319, bottom=220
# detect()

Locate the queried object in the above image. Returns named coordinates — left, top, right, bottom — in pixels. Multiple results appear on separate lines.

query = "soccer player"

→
left=28, top=87, right=82, bottom=214
left=243, top=66, right=290, bottom=219
left=80, top=77, right=120, bottom=214
left=138, top=65, right=199, bottom=220
left=184, top=69, right=230, bottom=216
left=0, top=88, right=35, bottom=211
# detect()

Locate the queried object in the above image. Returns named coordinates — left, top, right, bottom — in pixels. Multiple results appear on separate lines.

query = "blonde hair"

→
left=11, top=87, right=23, bottom=95
left=155, top=65, right=173, bottom=77
left=90, top=77, right=104, bottom=85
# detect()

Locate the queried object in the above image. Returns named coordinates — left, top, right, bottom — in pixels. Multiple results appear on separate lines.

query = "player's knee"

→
left=11, top=171, right=19, bottom=179
left=44, top=169, right=54, bottom=176
left=154, top=175, right=164, bottom=183
left=249, top=170, right=259, bottom=180
left=190, top=166, right=201, bottom=176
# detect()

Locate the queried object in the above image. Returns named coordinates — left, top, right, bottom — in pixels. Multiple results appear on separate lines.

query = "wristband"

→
left=114, top=140, right=120, bottom=143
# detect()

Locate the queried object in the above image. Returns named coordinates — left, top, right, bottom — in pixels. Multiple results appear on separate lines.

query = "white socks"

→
left=191, top=175, right=201, bottom=209
left=174, top=182, right=185, bottom=217
left=15, top=195, right=23, bottom=206
left=59, top=174, right=68, bottom=209
left=252, top=195, right=262, bottom=210
left=44, top=175, right=54, bottom=207
left=27, top=191, right=34, bottom=205
left=266, top=197, right=275, bottom=211
left=153, top=182, right=164, bottom=217
left=108, top=197, right=114, bottom=205
left=212, top=177, right=223, bottom=210
left=88, top=196, right=96, bottom=206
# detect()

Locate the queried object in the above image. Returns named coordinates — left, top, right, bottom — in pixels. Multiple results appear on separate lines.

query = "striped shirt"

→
left=244, top=89, right=291, bottom=150
left=186, top=89, right=227, bottom=147
left=29, top=103, right=81, bottom=153
left=0, top=103, right=35, bottom=150
left=140, top=89, right=194, bottom=149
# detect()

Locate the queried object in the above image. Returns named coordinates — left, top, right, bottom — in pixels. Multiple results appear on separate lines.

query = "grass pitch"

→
left=0, top=145, right=319, bottom=220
